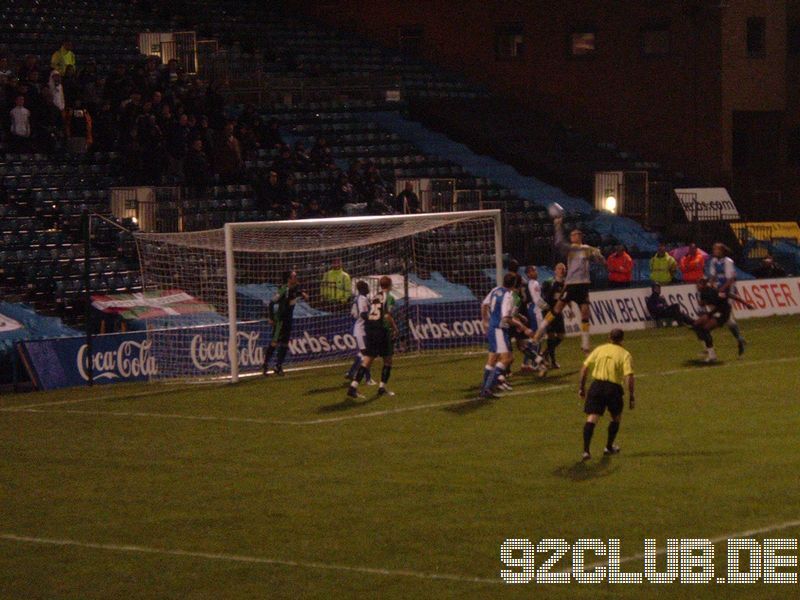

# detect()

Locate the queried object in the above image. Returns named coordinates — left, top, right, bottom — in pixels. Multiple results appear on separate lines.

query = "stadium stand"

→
left=1, top=0, right=795, bottom=346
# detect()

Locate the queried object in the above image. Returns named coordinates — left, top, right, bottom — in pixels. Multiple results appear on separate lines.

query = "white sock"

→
left=581, top=331, right=590, bottom=351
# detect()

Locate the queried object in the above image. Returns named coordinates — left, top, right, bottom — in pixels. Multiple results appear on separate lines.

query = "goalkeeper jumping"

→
left=263, top=270, right=308, bottom=376
left=532, top=215, right=605, bottom=354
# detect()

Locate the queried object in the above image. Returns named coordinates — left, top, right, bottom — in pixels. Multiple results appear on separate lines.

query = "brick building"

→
left=297, top=0, right=799, bottom=218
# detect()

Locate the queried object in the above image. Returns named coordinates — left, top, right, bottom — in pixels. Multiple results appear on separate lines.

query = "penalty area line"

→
left=0, top=384, right=225, bottom=412
left=0, top=533, right=500, bottom=585
left=5, top=383, right=574, bottom=427
left=5, top=402, right=479, bottom=427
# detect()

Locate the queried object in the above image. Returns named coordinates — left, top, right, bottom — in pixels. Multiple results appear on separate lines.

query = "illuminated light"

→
left=131, top=217, right=139, bottom=224
left=604, top=195, right=617, bottom=213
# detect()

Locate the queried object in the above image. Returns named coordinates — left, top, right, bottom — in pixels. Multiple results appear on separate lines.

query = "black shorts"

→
left=271, top=320, right=291, bottom=345
left=364, top=327, right=390, bottom=358
left=710, top=304, right=731, bottom=326
left=584, top=380, right=624, bottom=417
left=561, top=284, right=591, bottom=306
left=545, top=311, right=565, bottom=335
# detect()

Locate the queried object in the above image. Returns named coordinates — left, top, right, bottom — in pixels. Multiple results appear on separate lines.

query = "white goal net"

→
left=134, top=210, right=501, bottom=382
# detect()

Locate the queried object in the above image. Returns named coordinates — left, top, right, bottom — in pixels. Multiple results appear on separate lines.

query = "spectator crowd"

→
left=2, top=42, right=401, bottom=220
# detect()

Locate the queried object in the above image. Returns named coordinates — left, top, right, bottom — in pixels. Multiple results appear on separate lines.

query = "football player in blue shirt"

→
left=480, top=272, right=533, bottom=399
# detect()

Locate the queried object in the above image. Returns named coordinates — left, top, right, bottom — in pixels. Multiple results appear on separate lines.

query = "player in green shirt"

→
left=381, top=278, right=397, bottom=348
left=263, top=270, right=308, bottom=376
left=502, top=275, right=527, bottom=388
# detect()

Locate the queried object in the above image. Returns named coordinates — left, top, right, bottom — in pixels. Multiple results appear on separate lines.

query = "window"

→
left=398, top=25, right=424, bottom=59
left=788, top=127, right=800, bottom=165
left=747, top=17, right=766, bottom=58
left=495, top=23, right=525, bottom=59
left=570, top=31, right=596, bottom=56
left=788, top=21, right=800, bottom=56
left=642, top=24, right=670, bottom=56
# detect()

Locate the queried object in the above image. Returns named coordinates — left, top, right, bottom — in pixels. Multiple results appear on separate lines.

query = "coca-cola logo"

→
left=189, top=331, right=263, bottom=371
left=77, top=340, right=158, bottom=381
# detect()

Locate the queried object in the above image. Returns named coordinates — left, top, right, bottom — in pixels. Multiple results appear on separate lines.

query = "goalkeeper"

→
left=532, top=216, right=605, bottom=354
left=263, top=270, right=308, bottom=376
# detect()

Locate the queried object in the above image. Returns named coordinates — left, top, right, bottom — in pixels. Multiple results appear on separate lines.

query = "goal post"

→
left=136, top=209, right=503, bottom=383
left=224, top=223, right=239, bottom=383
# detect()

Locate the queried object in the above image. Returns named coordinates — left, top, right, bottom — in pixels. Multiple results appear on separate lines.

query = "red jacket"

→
left=607, top=251, right=633, bottom=283
left=680, top=252, right=705, bottom=282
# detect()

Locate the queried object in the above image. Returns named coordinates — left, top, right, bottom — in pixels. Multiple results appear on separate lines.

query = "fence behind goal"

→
left=135, top=211, right=502, bottom=382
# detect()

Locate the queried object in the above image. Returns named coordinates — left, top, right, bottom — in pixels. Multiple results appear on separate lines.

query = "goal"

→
left=134, top=210, right=502, bottom=382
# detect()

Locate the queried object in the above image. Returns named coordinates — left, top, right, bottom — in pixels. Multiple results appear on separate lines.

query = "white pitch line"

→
left=6, top=382, right=574, bottom=427
left=485, top=383, right=572, bottom=400
left=0, top=385, right=216, bottom=412
left=8, top=398, right=492, bottom=427
left=0, top=533, right=499, bottom=585
left=575, top=519, right=800, bottom=572
left=9, top=407, right=299, bottom=426
left=655, top=354, right=799, bottom=377
left=0, top=397, right=101, bottom=411
left=296, top=394, right=512, bottom=424
left=4, top=356, right=798, bottom=427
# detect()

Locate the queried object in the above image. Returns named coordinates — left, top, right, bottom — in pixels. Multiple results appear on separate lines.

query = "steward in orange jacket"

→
left=606, top=246, right=633, bottom=288
left=679, top=244, right=705, bottom=283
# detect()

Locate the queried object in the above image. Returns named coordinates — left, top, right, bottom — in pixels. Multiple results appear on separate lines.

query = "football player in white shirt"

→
left=345, top=280, right=375, bottom=384
left=707, top=243, right=746, bottom=355
left=521, top=265, right=546, bottom=372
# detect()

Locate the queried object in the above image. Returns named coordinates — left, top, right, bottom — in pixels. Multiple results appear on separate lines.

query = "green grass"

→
left=1, top=316, right=799, bottom=599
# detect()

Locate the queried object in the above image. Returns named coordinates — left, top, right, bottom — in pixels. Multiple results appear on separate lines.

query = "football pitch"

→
left=2, top=315, right=799, bottom=599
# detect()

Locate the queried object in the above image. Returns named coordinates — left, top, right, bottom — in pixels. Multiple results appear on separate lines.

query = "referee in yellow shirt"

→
left=578, top=328, right=635, bottom=461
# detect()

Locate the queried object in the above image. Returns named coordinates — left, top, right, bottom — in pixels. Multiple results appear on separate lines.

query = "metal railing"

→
left=110, top=186, right=183, bottom=233
left=197, top=50, right=402, bottom=105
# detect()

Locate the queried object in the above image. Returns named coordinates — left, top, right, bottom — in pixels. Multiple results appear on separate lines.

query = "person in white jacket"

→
left=9, top=95, right=31, bottom=151
left=48, top=70, right=65, bottom=111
